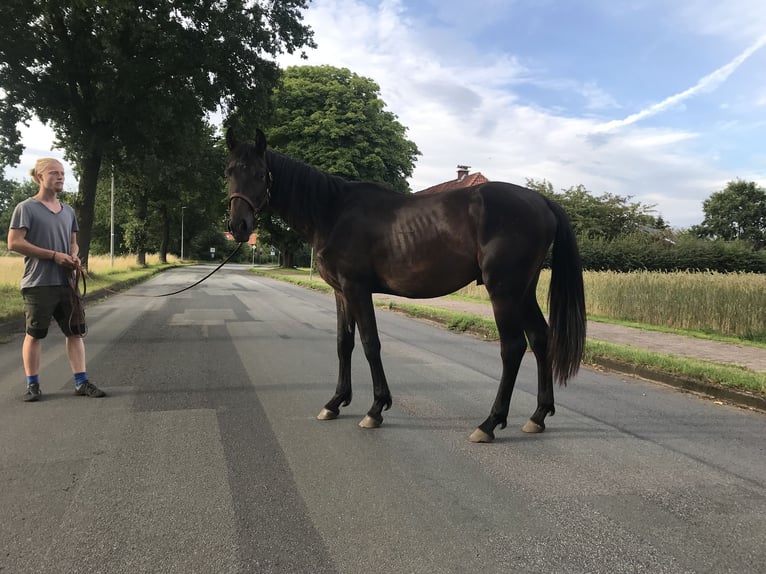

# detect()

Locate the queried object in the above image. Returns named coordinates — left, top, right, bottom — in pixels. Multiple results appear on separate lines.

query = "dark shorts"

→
left=22, top=285, right=86, bottom=339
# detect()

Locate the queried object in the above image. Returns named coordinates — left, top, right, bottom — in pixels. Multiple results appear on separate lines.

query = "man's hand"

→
left=55, top=252, right=80, bottom=270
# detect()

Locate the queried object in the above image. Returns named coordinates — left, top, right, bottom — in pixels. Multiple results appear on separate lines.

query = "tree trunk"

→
left=75, top=152, right=102, bottom=270
left=134, top=194, right=148, bottom=267
left=159, top=208, right=169, bottom=263
left=281, top=244, right=295, bottom=268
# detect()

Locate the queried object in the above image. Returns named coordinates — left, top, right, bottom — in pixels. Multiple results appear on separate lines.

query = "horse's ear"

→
left=255, top=128, right=267, bottom=155
left=225, top=127, right=238, bottom=152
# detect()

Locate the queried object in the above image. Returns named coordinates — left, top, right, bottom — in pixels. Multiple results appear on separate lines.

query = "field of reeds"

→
left=455, top=269, right=766, bottom=342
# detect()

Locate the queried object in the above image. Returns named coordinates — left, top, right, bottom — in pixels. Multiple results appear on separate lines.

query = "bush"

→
left=574, top=234, right=766, bottom=273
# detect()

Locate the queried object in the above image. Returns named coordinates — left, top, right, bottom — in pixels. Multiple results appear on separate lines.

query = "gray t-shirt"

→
left=9, top=197, right=79, bottom=289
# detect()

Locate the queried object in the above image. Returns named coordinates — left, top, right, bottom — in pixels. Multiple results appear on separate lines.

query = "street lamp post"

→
left=110, top=166, right=115, bottom=267
left=181, top=206, right=186, bottom=261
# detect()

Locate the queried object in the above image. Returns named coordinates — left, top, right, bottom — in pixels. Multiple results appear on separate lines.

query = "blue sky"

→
left=6, top=0, right=766, bottom=228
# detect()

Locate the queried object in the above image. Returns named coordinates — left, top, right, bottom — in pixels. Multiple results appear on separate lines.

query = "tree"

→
left=0, top=176, right=37, bottom=237
left=526, top=178, right=663, bottom=239
left=240, top=65, right=421, bottom=266
left=109, top=119, right=226, bottom=264
left=267, top=65, right=420, bottom=192
left=691, top=179, right=766, bottom=250
left=0, top=0, right=314, bottom=266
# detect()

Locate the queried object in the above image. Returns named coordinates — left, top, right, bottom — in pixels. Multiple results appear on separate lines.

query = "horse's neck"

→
left=268, top=151, right=340, bottom=242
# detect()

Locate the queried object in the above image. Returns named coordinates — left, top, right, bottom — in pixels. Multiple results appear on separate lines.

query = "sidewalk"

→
left=372, top=294, right=766, bottom=373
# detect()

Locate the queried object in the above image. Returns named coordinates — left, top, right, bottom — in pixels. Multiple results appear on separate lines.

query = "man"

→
left=7, top=158, right=105, bottom=402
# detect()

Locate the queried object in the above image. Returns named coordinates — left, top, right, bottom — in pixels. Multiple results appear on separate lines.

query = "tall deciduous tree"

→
left=267, top=65, right=420, bottom=192
left=526, top=178, right=663, bottom=240
left=0, top=0, right=314, bottom=266
left=691, top=179, right=766, bottom=250
left=241, top=65, right=421, bottom=266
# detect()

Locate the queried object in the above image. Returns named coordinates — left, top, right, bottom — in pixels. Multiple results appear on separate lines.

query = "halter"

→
left=228, top=170, right=273, bottom=215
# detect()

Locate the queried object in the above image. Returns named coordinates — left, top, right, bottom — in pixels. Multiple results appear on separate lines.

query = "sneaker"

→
left=74, top=380, right=106, bottom=398
left=24, top=383, right=42, bottom=402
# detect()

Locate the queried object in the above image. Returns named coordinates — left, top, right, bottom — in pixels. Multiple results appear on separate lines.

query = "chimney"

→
left=457, top=165, right=470, bottom=181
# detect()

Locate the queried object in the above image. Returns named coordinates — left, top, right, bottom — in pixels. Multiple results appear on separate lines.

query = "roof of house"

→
left=416, top=166, right=489, bottom=195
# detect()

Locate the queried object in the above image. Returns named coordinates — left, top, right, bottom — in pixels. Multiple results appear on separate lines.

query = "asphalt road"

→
left=1, top=265, right=764, bottom=574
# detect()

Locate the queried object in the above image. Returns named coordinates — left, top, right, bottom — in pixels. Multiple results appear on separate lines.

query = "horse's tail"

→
left=545, top=198, right=587, bottom=385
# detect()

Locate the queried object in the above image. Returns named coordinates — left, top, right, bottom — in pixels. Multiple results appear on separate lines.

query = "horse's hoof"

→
left=358, top=415, right=381, bottom=429
left=522, top=419, right=545, bottom=433
left=317, top=408, right=338, bottom=421
left=469, top=428, right=494, bottom=443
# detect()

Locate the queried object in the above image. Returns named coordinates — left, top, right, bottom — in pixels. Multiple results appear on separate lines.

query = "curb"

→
left=427, top=315, right=766, bottom=414
left=590, top=357, right=766, bottom=413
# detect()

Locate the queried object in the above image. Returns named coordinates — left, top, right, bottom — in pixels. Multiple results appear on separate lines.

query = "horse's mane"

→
left=265, top=150, right=403, bottom=239
left=263, top=150, right=347, bottom=238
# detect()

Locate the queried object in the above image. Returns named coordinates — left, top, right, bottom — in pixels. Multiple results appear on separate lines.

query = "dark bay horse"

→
left=225, top=128, right=586, bottom=443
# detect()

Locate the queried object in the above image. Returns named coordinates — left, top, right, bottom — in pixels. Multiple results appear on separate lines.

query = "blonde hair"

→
left=29, top=158, right=64, bottom=184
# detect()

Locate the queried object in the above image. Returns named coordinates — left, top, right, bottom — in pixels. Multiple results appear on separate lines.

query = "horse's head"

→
left=225, top=127, right=272, bottom=242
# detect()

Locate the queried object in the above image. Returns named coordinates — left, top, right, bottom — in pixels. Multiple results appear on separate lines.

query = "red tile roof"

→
left=416, top=168, right=489, bottom=194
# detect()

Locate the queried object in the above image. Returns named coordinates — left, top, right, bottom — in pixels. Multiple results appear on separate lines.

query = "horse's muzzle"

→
left=227, top=217, right=253, bottom=243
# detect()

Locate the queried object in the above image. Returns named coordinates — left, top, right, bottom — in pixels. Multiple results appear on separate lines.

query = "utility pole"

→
left=110, top=166, right=115, bottom=267
left=181, top=206, right=186, bottom=260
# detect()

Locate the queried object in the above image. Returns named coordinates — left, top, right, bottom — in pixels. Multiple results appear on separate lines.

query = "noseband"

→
left=228, top=170, right=273, bottom=215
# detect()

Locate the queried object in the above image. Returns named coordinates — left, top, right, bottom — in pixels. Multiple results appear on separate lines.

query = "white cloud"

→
left=6, top=0, right=763, bottom=229
left=592, top=33, right=766, bottom=133
left=276, top=0, right=745, bottom=226
left=3, top=119, right=76, bottom=190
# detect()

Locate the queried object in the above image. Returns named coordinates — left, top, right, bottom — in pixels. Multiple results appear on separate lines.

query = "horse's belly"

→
left=377, top=257, right=480, bottom=298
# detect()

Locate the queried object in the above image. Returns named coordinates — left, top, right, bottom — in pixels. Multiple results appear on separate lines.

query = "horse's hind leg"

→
left=521, top=297, right=555, bottom=434
left=318, top=292, right=355, bottom=420
left=470, top=293, right=527, bottom=443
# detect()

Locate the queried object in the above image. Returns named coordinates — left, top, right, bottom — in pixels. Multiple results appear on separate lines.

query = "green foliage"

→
left=691, top=179, right=766, bottom=250
left=0, top=0, right=315, bottom=264
left=576, top=233, right=766, bottom=273
left=0, top=177, right=37, bottom=233
left=187, top=227, right=230, bottom=261
left=527, top=178, right=663, bottom=239
left=122, top=219, right=149, bottom=256
left=266, top=65, right=421, bottom=192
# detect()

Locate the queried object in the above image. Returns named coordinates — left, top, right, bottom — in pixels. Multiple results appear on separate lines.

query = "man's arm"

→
left=7, top=227, right=56, bottom=261
left=70, top=232, right=81, bottom=266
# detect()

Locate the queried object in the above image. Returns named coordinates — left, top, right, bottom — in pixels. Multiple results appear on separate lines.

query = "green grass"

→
left=252, top=267, right=766, bottom=397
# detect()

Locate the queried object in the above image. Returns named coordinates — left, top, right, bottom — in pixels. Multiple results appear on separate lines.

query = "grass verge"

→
left=0, top=261, right=182, bottom=327
left=252, top=267, right=766, bottom=400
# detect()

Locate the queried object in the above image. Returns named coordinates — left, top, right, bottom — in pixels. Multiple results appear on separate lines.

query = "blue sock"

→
left=26, top=374, right=39, bottom=387
left=74, top=372, right=88, bottom=387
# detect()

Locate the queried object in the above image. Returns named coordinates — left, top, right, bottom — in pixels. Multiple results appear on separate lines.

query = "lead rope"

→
left=72, top=242, right=244, bottom=307
left=68, top=264, right=88, bottom=337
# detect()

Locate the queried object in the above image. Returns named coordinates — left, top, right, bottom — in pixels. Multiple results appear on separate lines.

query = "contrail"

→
left=593, top=33, right=766, bottom=133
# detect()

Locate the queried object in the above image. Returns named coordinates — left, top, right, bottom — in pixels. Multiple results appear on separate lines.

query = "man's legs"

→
left=65, top=335, right=86, bottom=374
left=22, top=334, right=43, bottom=401
left=22, top=334, right=42, bottom=377
left=66, top=335, right=105, bottom=397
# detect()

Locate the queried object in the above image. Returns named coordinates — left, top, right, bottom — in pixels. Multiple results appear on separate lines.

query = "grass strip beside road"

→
left=252, top=267, right=766, bottom=399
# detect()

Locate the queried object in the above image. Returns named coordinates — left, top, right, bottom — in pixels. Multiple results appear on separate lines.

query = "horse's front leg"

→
left=344, top=287, right=392, bottom=429
left=317, top=292, right=355, bottom=421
